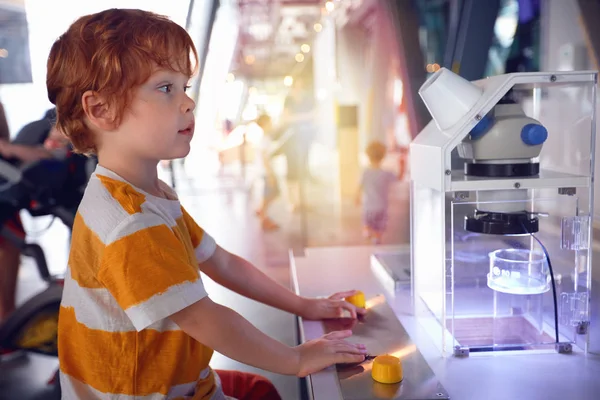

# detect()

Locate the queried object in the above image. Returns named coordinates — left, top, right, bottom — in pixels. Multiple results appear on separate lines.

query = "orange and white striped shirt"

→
left=59, top=165, right=227, bottom=399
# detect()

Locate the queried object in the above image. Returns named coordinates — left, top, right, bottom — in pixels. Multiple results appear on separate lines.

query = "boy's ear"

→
left=81, top=91, right=117, bottom=131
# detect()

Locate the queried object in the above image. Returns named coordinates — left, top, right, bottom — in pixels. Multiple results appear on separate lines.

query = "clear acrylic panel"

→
left=411, top=182, right=448, bottom=354
left=447, top=192, right=591, bottom=352
left=411, top=75, right=596, bottom=357
left=513, top=81, right=596, bottom=179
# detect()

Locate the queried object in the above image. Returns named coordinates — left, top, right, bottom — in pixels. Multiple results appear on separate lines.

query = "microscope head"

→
left=458, top=91, right=548, bottom=235
left=459, top=91, right=548, bottom=178
left=419, top=68, right=549, bottom=236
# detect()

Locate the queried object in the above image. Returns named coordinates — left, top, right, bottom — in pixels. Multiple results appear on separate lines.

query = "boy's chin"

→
left=162, top=145, right=191, bottom=161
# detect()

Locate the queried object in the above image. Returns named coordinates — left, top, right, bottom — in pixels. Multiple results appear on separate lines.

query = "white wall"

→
left=181, top=1, right=240, bottom=177
left=363, top=6, right=396, bottom=148
left=542, top=0, right=588, bottom=71
left=312, top=16, right=337, bottom=151
left=335, top=26, right=364, bottom=108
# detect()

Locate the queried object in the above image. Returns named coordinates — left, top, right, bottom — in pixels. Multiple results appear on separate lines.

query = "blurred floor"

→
left=0, top=153, right=410, bottom=400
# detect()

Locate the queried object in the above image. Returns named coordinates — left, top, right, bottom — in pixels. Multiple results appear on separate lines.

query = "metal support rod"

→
left=386, top=0, right=430, bottom=136
left=444, top=0, right=501, bottom=80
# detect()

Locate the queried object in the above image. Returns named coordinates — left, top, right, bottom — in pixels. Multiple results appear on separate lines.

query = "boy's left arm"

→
left=200, top=246, right=366, bottom=320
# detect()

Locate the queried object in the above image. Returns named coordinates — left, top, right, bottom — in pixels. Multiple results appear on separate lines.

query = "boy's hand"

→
left=299, top=291, right=367, bottom=320
left=294, top=330, right=366, bottom=377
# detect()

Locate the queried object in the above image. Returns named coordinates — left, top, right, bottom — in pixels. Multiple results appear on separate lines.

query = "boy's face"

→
left=115, top=68, right=195, bottom=161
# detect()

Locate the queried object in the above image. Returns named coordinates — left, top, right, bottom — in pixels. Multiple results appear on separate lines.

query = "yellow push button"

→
left=344, top=291, right=366, bottom=308
left=371, top=355, right=403, bottom=384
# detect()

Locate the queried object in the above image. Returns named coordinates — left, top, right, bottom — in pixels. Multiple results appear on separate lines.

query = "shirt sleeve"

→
left=180, top=206, right=217, bottom=263
left=98, top=213, right=209, bottom=331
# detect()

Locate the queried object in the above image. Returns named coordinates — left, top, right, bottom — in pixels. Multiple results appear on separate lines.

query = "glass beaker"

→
left=487, top=248, right=550, bottom=295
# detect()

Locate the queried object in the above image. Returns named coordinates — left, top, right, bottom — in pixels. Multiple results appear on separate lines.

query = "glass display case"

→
left=410, top=68, right=596, bottom=356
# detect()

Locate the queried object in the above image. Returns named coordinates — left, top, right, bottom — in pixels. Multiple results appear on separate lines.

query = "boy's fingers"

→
left=332, top=341, right=367, bottom=354
left=324, top=330, right=352, bottom=340
left=334, top=353, right=366, bottom=365
left=329, top=290, right=358, bottom=300
left=338, top=302, right=358, bottom=319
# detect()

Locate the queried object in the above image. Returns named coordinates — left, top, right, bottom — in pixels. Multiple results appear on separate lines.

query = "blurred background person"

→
left=254, top=114, right=280, bottom=231
left=355, top=141, right=396, bottom=244
left=277, top=73, right=316, bottom=212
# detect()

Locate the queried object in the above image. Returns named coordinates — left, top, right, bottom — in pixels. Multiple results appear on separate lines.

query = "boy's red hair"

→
left=46, top=9, right=198, bottom=154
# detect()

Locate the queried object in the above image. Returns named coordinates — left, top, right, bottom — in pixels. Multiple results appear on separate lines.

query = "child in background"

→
left=254, top=114, right=280, bottom=230
left=356, top=141, right=396, bottom=244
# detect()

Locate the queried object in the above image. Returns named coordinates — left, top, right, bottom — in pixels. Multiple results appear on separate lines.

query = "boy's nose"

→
left=182, top=95, right=196, bottom=113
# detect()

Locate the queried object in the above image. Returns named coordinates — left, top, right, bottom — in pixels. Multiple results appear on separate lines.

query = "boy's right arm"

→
left=171, top=296, right=366, bottom=377
left=98, top=214, right=364, bottom=377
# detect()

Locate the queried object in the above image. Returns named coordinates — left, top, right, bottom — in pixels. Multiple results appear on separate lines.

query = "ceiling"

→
left=231, top=0, right=323, bottom=80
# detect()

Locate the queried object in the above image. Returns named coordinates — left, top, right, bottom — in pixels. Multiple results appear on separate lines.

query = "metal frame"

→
left=443, top=0, right=501, bottom=80
left=386, top=0, right=430, bottom=136
left=188, top=0, right=220, bottom=104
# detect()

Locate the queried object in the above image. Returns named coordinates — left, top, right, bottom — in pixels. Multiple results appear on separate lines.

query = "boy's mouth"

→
left=178, top=121, right=194, bottom=136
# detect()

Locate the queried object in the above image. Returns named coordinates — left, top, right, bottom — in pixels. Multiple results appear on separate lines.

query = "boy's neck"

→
left=369, top=162, right=382, bottom=169
left=97, top=151, right=163, bottom=197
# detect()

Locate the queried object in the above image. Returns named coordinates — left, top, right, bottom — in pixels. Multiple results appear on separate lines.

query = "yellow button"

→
left=371, top=355, right=403, bottom=384
left=344, top=291, right=366, bottom=308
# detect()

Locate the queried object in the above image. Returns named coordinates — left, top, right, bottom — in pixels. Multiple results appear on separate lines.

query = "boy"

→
left=48, top=9, right=366, bottom=400
left=355, top=141, right=397, bottom=244
left=254, top=114, right=279, bottom=230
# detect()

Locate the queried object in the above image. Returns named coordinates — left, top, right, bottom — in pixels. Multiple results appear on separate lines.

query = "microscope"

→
left=409, top=68, right=597, bottom=357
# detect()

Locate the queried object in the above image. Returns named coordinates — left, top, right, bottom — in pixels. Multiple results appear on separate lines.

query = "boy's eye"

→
left=184, top=85, right=192, bottom=93
left=158, top=84, right=172, bottom=93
